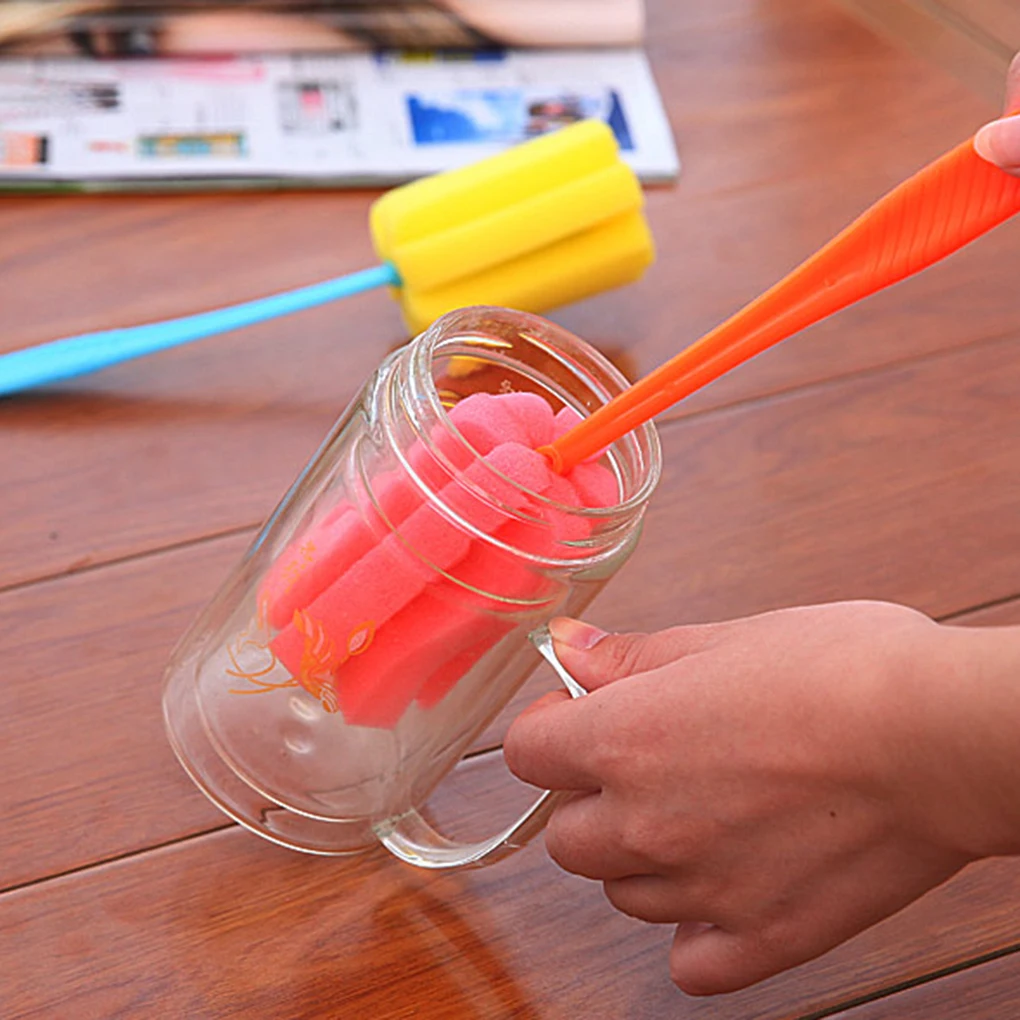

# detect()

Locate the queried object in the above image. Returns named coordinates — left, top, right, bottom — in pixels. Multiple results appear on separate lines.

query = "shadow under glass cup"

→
left=162, top=306, right=661, bottom=867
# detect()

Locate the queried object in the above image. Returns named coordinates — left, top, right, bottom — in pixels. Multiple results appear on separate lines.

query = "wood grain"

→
left=613, top=335, right=1020, bottom=628
left=941, top=0, right=1020, bottom=47
left=947, top=597, right=1020, bottom=626
left=3, top=0, right=1018, bottom=593
left=0, top=826, right=676, bottom=1020
left=832, top=0, right=1015, bottom=103
left=2, top=2, right=1020, bottom=1018
left=2, top=787, right=1020, bottom=1020
left=0, top=535, right=244, bottom=891
left=833, top=948, right=1020, bottom=1017
left=2, top=328, right=1017, bottom=892
left=487, top=335, right=1020, bottom=741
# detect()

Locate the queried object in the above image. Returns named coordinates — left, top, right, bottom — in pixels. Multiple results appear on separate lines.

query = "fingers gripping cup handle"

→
left=376, top=626, right=586, bottom=869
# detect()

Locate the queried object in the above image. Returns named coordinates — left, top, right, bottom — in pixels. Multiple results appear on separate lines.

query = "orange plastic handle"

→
left=544, top=137, right=1020, bottom=474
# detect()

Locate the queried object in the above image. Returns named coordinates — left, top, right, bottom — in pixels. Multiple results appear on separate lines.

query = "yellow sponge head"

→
left=371, top=120, right=654, bottom=334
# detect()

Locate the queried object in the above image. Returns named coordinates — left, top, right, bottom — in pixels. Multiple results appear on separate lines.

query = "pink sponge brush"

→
left=323, top=583, right=495, bottom=728
left=499, top=392, right=556, bottom=448
left=329, top=523, right=549, bottom=725
left=339, top=515, right=561, bottom=724
left=261, top=391, right=555, bottom=630
left=262, top=391, right=621, bottom=728
left=432, top=391, right=553, bottom=468
left=412, top=517, right=563, bottom=709
left=271, top=441, right=554, bottom=719
left=569, top=461, right=619, bottom=509
left=260, top=467, right=430, bottom=631
left=552, top=405, right=612, bottom=466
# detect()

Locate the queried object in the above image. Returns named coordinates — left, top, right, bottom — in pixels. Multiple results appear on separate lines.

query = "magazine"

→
left=0, top=47, right=679, bottom=190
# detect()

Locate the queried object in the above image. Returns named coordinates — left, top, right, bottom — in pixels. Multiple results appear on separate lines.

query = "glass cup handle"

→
left=376, top=625, right=586, bottom=869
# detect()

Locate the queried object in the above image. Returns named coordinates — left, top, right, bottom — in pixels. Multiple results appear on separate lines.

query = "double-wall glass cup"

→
left=162, top=307, right=660, bottom=868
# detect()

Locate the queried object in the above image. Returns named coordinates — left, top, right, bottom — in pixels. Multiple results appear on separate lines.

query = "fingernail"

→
left=974, top=116, right=1020, bottom=169
left=549, top=617, right=607, bottom=651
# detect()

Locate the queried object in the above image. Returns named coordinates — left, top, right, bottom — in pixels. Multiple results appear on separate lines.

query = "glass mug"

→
left=162, top=306, right=661, bottom=868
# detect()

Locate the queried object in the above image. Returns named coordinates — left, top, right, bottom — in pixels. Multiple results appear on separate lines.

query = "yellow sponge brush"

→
left=0, top=120, right=655, bottom=396
left=371, top=120, right=654, bottom=333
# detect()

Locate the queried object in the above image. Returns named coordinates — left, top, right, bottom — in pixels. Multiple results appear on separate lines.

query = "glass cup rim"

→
left=409, top=305, right=663, bottom=524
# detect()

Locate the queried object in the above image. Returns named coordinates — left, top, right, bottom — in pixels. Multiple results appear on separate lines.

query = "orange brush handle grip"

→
left=546, top=137, right=1020, bottom=474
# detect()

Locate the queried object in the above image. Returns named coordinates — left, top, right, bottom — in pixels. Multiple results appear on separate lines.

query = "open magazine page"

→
left=0, top=48, right=679, bottom=190
left=0, top=1, right=646, bottom=54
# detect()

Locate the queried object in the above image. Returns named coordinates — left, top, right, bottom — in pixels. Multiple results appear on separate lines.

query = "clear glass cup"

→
left=162, top=306, right=660, bottom=868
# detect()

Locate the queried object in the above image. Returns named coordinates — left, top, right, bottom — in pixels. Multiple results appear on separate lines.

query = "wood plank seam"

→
left=0, top=821, right=235, bottom=900
left=804, top=942, right=1020, bottom=1019
left=3, top=325, right=1018, bottom=598
left=833, top=0, right=1013, bottom=103
left=905, top=0, right=1017, bottom=59
left=0, top=521, right=258, bottom=600
left=654, top=325, right=1020, bottom=427
left=939, top=592, right=1020, bottom=622
left=0, top=746, right=527, bottom=899
left=5, top=577, right=1015, bottom=901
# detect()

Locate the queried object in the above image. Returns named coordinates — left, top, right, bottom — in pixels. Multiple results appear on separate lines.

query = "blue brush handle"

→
left=0, top=262, right=402, bottom=397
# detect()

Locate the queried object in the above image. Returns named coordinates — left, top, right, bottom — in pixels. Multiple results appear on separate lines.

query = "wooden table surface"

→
left=3, top=2, right=1020, bottom=1017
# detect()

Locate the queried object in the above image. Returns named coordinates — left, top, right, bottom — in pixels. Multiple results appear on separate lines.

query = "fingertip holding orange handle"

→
left=546, top=135, right=1020, bottom=475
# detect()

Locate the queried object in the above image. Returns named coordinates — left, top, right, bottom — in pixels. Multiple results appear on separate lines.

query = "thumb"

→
left=974, top=112, right=1020, bottom=173
left=974, top=55, right=1020, bottom=173
left=669, top=925, right=788, bottom=996
left=548, top=617, right=712, bottom=692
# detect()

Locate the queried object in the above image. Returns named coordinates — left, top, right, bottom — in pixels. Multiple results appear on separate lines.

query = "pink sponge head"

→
left=329, top=590, right=499, bottom=728
left=412, top=519, right=560, bottom=711
left=258, top=463, right=437, bottom=632
left=540, top=474, right=591, bottom=545
left=414, top=629, right=508, bottom=710
left=261, top=392, right=623, bottom=729
left=553, top=405, right=615, bottom=466
left=270, top=441, right=557, bottom=723
left=404, top=391, right=552, bottom=490
left=449, top=392, right=531, bottom=452
left=552, top=405, right=585, bottom=442
left=498, top=391, right=556, bottom=448
left=443, top=441, right=554, bottom=532
left=567, top=461, right=619, bottom=509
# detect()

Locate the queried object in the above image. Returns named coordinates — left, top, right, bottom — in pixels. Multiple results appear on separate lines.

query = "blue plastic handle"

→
left=0, top=262, right=401, bottom=397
